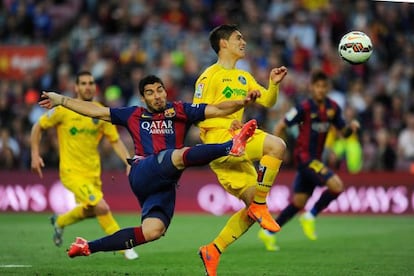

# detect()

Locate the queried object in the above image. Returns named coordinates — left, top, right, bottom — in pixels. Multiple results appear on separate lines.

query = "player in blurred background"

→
left=37, top=75, right=260, bottom=259
left=30, top=71, right=139, bottom=260
left=258, top=70, right=360, bottom=251
left=192, top=24, right=287, bottom=276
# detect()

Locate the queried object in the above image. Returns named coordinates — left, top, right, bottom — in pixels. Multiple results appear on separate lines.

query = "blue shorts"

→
left=293, top=159, right=334, bottom=195
left=128, top=150, right=183, bottom=228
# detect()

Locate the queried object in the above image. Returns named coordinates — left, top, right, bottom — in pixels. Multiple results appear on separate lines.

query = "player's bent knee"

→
left=82, top=205, right=96, bottom=217
left=327, top=175, right=344, bottom=193
left=93, top=202, right=111, bottom=216
left=293, top=200, right=307, bottom=209
left=264, top=135, right=286, bottom=158
left=171, top=147, right=190, bottom=169
left=94, top=207, right=110, bottom=216
left=142, top=217, right=167, bottom=241
left=292, top=194, right=309, bottom=208
left=276, top=136, right=287, bottom=153
left=330, top=184, right=344, bottom=194
left=144, top=227, right=166, bottom=241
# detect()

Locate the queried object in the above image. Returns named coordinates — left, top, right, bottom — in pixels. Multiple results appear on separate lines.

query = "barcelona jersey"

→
left=110, top=102, right=207, bottom=156
left=38, top=104, right=120, bottom=177
left=285, top=97, right=346, bottom=165
left=193, top=63, right=279, bottom=142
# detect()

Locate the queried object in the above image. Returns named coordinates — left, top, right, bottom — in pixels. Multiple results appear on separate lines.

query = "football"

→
left=338, top=31, right=373, bottom=64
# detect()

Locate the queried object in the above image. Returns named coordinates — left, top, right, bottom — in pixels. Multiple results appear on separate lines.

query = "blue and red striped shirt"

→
left=284, top=97, right=345, bottom=165
left=110, top=102, right=207, bottom=157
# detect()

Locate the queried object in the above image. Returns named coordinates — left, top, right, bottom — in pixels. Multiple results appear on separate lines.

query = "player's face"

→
left=75, top=75, right=96, bottom=101
left=310, top=80, right=329, bottom=103
left=142, top=82, right=167, bottom=113
left=225, top=30, right=246, bottom=59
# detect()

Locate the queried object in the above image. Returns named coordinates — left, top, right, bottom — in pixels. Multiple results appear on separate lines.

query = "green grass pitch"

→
left=0, top=213, right=413, bottom=275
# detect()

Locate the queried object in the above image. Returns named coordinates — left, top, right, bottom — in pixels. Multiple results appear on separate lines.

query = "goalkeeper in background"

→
left=258, top=70, right=360, bottom=251
left=30, top=71, right=139, bottom=260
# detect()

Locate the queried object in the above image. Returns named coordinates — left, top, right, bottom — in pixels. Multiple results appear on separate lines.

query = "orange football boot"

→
left=247, top=202, right=281, bottom=233
left=198, top=243, right=220, bottom=276
left=67, top=237, right=91, bottom=258
left=229, top=119, right=257, bottom=156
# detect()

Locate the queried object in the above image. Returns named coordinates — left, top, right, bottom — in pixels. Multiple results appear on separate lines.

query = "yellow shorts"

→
left=203, top=128, right=267, bottom=198
left=60, top=173, right=103, bottom=206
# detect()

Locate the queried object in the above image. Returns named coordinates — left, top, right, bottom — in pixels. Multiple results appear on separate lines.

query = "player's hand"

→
left=349, top=119, right=360, bottom=132
left=244, top=90, right=261, bottom=105
left=229, top=120, right=243, bottom=132
left=39, top=91, right=63, bottom=109
left=270, top=66, right=288, bottom=84
left=31, top=155, right=45, bottom=178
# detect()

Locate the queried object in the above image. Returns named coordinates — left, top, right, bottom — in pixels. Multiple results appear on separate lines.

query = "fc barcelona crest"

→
left=164, top=108, right=176, bottom=118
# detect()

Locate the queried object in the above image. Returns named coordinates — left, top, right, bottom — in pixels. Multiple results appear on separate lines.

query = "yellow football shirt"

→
left=38, top=103, right=120, bottom=178
left=193, top=63, right=279, bottom=142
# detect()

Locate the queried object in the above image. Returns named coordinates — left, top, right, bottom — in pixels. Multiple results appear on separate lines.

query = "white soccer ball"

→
left=338, top=31, right=373, bottom=64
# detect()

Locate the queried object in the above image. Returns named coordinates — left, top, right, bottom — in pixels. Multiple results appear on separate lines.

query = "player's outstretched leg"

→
left=67, top=237, right=91, bottom=258
left=229, top=119, right=257, bottom=156
left=198, top=243, right=221, bottom=276
left=50, top=214, right=64, bottom=247
left=181, top=119, right=257, bottom=168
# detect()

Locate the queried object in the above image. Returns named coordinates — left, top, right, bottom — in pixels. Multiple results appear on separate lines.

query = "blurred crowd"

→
left=0, top=0, right=413, bottom=173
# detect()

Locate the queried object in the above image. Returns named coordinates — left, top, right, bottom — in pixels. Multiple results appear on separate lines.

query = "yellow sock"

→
left=97, top=211, right=121, bottom=235
left=213, top=209, right=253, bottom=252
left=254, top=155, right=282, bottom=204
left=56, top=205, right=85, bottom=227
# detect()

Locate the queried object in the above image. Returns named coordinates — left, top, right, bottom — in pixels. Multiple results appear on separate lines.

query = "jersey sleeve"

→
left=38, top=106, right=64, bottom=129
left=110, top=106, right=137, bottom=126
left=182, top=102, right=207, bottom=123
left=102, top=121, right=120, bottom=143
left=193, top=73, right=216, bottom=104
left=284, top=105, right=304, bottom=127
left=332, top=104, right=346, bottom=130
left=247, top=73, right=279, bottom=108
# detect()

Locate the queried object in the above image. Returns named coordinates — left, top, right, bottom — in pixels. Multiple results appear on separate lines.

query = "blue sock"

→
left=88, top=227, right=144, bottom=253
left=276, top=203, right=300, bottom=227
left=182, top=140, right=232, bottom=167
left=310, top=190, right=339, bottom=216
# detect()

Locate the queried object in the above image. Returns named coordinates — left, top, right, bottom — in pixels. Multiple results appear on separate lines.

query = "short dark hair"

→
left=139, top=75, right=164, bottom=96
left=75, top=71, right=93, bottom=84
left=209, top=24, right=239, bottom=54
left=310, top=70, right=329, bottom=84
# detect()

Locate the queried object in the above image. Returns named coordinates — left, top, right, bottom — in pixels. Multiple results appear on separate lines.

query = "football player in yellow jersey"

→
left=193, top=24, right=287, bottom=275
left=30, top=71, right=138, bottom=260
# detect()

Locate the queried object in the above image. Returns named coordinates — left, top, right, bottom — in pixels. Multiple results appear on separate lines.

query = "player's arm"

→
left=110, top=138, right=132, bottom=176
left=204, top=90, right=260, bottom=118
left=341, top=119, right=360, bottom=138
left=256, top=66, right=288, bottom=108
left=275, top=105, right=302, bottom=140
left=30, top=122, right=45, bottom=178
left=39, top=91, right=111, bottom=121
left=273, top=119, right=288, bottom=140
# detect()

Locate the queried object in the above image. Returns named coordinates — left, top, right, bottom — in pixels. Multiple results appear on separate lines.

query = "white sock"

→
left=303, top=211, right=315, bottom=220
